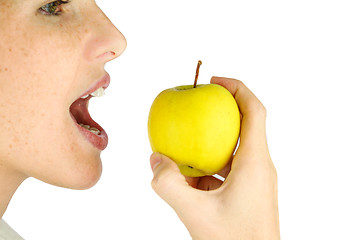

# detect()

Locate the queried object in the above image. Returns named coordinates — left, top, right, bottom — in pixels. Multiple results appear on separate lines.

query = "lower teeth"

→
left=79, top=123, right=101, bottom=135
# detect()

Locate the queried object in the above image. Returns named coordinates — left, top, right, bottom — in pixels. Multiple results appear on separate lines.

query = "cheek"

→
left=1, top=31, right=78, bottom=92
left=0, top=21, right=101, bottom=189
left=1, top=102, right=102, bottom=190
left=0, top=19, right=83, bottom=119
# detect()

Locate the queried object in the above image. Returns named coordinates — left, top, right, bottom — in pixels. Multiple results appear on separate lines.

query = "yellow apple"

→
left=148, top=79, right=240, bottom=177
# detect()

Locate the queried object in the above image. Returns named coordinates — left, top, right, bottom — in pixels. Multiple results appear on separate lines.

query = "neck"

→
left=0, top=164, right=27, bottom=219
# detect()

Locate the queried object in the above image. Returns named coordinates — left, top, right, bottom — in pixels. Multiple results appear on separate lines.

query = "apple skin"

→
left=148, top=84, right=240, bottom=177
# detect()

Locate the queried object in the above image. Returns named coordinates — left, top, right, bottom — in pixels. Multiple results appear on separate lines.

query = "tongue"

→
left=69, top=97, right=101, bottom=130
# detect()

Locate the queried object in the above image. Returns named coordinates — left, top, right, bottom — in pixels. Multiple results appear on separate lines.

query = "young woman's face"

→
left=0, top=0, right=126, bottom=189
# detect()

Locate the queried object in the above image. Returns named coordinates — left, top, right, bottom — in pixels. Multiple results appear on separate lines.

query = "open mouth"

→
left=69, top=73, right=110, bottom=150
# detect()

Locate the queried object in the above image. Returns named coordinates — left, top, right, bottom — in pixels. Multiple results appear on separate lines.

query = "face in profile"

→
left=0, top=0, right=126, bottom=189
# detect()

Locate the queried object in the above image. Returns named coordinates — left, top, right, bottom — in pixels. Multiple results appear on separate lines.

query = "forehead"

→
left=0, top=0, right=17, bottom=10
left=0, top=0, right=34, bottom=7
left=0, top=0, right=36, bottom=16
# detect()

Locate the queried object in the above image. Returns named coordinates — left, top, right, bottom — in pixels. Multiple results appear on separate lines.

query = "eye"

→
left=38, top=0, right=70, bottom=16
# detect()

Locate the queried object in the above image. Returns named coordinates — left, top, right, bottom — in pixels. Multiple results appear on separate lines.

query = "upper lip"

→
left=78, top=72, right=111, bottom=99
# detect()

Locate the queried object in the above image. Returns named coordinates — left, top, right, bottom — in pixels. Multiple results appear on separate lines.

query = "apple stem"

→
left=193, top=60, right=202, bottom=88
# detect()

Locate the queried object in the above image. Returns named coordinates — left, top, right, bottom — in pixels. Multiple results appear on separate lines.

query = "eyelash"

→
left=38, top=0, right=70, bottom=16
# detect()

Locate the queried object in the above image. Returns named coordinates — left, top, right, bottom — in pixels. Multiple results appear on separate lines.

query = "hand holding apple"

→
left=149, top=77, right=279, bottom=240
left=148, top=61, right=241, bottom=177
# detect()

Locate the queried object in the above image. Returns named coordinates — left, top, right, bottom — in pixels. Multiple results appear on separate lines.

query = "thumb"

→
left=150, top=152, right=198, bottom=211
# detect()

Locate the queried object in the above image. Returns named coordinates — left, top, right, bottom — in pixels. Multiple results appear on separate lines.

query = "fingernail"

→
left=210, top=76, right=220, bottom=83
left=150, top=153, right=162, bottom=172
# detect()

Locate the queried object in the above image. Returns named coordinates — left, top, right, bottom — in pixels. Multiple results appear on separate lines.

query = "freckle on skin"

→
left=8, top=48, right=12, bottom=52
left=12, top=137, right=19, bottom=143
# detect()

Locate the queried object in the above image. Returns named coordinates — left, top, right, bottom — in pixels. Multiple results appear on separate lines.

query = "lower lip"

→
left=70, top=111, right=109, bottom=151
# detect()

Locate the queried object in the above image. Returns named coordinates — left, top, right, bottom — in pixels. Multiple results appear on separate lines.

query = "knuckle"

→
left=236, top=79, right=245, bottom=87
left=151, top=176, right=159, bottom=190
left=233, top=79, right=266, bottom=118
left=260, top=103, right=267, bottom=116
left=271, top=164, right=278, bottom=179
left=251, top=101, right=267, bottom=117
left=248, top=160, right=277, bottom=183
left=151, top=167, right=173, bottom=192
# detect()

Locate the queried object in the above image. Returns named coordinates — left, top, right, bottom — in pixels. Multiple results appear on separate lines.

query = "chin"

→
left=40, top=154, right=104, bottom=190
left=69, top=158, right=103, bottom=190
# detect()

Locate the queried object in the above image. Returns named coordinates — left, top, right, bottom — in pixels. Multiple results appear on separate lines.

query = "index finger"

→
left=210, top=77, right=268, bottom=162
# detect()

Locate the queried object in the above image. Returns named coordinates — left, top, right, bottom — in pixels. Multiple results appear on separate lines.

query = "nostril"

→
left=97, top=51, right=116, bottom=60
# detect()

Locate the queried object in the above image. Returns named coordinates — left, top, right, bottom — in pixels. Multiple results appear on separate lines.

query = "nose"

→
left=84, top=5, right=127, bottom=63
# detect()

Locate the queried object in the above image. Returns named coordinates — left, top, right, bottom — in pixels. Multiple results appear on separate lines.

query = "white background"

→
left=4, top=0, right=360, bottom=239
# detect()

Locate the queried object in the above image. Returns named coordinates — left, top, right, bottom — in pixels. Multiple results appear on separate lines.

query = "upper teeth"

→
left=81, top=87, right=105, bottom=99
left=91, top=87, right=105, bottom=97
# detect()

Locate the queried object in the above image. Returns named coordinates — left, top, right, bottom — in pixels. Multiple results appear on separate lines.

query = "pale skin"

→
left=0, top=0, right=279, bottom=239
left=0, top=0, right=126, bottom=217
left=150, top=77, right=280, bottom=240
